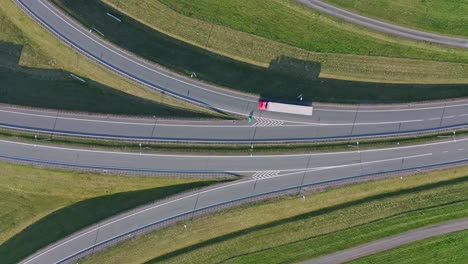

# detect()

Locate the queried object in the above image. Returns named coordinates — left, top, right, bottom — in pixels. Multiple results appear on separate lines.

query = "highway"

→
left=15, top=137, right=468, bottom=263
left=11, top=0, right=468, bottom=142
left=305, top=218, right=468, bottom=264
left=3, top=101, right=468, bottom=142
left=8, top=0, right=468, bottom=263
left=296, top=0, right=468, bottom=48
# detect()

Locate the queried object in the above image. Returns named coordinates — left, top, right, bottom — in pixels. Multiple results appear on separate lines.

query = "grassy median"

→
left=52, top=0, right=468, bottom=103
left=0, top=0, right=216, bottom=117
left=1, top=126, right=466, bottom=155
left=0, top=162, right=224, bottom=264
left=325, top=0, right=468, bottom=38
left=350, top=229, right=468, bottom=264
left=80, top=166, right=468, bottom=263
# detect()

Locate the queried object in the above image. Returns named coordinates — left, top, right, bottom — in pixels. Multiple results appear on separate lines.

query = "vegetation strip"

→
left=0, top=127, right=467, bottom=155
left=0, top=162, right=224, bottom=264
left=78, top=166, right=468, bottom=263
left=306, top=218, right=468, bottom=264
left=324, top=0, right=468, bottom=38
left=103, top=0, right=468, bottom=84
left=52, top=0, right=468, bottom=103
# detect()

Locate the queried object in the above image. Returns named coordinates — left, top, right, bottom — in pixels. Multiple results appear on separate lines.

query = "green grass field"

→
left=52, top=0, right=468, bottom=103
left=105, top=0, right=468, bottom=85
left=158, top=0, right=468, bottom=61
left=0, top=162, right=223, bottom=264
left=325, top=0, right=468, bottom=38
left=0, top=0, right=215, bottom=117
left=350, top=229, right=468, bottom=264
left=80, top=167, right=468, bottom=264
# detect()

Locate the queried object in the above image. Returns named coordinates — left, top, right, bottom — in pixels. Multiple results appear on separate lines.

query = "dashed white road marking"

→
left=255, top=117, right=284, bottom=127
left=252, top=170, right=280, bottom=179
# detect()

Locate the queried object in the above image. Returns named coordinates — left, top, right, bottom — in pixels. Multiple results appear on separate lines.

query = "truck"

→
left=257, top=100, right=313, bottom=116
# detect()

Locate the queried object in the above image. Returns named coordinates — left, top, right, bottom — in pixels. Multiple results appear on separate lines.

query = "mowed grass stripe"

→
left=80, top=167, right=468, bottom=264
left=105, top=0, right=468, bottom=84
left=51, top=0, right=468, bottom=103
left=324, top=0, right=468, bottom=38
left=349, top=229, right=468, bottom=264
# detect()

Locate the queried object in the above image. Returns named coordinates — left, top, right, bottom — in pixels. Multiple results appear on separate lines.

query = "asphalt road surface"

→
left=16, top=137, right=468, bottom=263
left=11, top=0, right=468, bottom=142
left=2, top=101, right=468, bottom=142
left=296, top=0, right=468, bottom=48
left=305, top=218, right=468, bottom=264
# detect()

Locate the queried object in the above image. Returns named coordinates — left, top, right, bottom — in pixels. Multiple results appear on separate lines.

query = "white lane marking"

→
left=0, top=108, right=420, bottom=127
left=274, top=153, right=433, bottom=179
left=22, top=151, right=435, bottom=264
left=446, top=116, right=456, bottom=119
left=428, top=117, right=440, bottom=121
left=458, top=148, right=464, bottom=151
left=0, top=108, right=437, bottom=127
left=442, top=151, right=449, bottom=154
left=318, top=103, right=468, bottom=113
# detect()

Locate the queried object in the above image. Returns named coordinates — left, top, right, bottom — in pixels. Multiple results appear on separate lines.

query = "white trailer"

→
left=258, top=101, right=313, bottom=116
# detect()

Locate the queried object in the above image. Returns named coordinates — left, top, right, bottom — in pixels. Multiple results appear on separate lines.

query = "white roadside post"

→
left=106, top=12, right=122, bottom=22
left=70, top=74, right=86, bottom=83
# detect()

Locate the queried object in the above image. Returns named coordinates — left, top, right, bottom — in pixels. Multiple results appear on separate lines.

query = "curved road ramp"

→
left=296, top=0, right=468, bottom=48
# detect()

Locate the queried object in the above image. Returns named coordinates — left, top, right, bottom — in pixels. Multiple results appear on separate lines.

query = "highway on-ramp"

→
left=14, top=137, right=468, bottom=263
left=296, top=0, right=468, bottom=48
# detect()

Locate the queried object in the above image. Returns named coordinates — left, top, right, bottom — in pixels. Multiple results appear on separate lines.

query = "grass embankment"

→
left=81, top=166, right=468, bottom=263
left=103, top=0, right=467, bottom=83
left=0, top=0, right=215, bottom=117
left=107, top=0, right=468, bottom=84
left=325, top=0, right=468, bottom=38
left=0, top=162, right=223, bottom=264
left=1, top=127, right=466, bottom=155
left=54, top=0, right=468, bottom=103
left=350, top=230, right=468, bottom=264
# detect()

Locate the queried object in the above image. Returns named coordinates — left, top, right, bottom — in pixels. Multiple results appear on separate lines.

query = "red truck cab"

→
left=258, top=100, right=268, bottom=110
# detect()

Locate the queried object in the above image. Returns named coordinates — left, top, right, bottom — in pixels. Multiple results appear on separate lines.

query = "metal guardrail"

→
left=1, top=120, right=468, bottom=144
